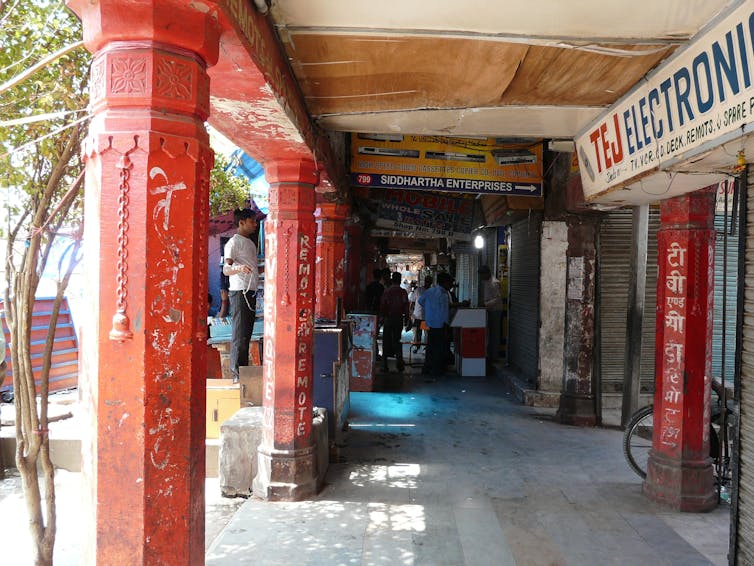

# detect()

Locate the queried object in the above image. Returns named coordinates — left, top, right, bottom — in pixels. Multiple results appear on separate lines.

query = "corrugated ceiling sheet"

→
left=284, top=33, right=676, bottom=116
left=499, top=44, right=676, bottom=106
left=286, top=35, right=527, bottom=114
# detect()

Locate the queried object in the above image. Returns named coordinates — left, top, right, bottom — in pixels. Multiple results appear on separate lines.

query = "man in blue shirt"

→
left=418, top=271, right=453, bottom=377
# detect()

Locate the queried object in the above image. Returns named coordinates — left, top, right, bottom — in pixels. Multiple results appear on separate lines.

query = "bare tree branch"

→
left=0, top=40, right=84, bottom=95
left=0, top=0, right=21, bottom=27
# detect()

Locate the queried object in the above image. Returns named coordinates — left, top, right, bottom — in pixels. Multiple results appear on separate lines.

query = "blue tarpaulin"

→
left=228, top=149, right=264, bottom=182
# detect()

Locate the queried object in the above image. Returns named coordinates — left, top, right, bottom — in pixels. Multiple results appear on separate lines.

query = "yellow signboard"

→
left=351, top=134, right=543, bottom=196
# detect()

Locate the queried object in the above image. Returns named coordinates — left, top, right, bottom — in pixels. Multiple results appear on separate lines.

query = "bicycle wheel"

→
left=623, top=405, right=654, bottom=479
left=711, top=419, right=734, bottom=499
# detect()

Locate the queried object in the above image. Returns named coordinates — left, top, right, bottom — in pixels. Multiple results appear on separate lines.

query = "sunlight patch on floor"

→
left=367, top=502, right=426, bottom=532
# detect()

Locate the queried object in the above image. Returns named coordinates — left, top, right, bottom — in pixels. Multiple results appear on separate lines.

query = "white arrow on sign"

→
left=514, top=184, right=539, bottom=193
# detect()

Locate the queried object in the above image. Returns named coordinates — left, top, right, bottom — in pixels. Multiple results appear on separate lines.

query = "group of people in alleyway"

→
left=369, top=265, right=502, bottom=379
left=222, top=210, right=504, bottom=384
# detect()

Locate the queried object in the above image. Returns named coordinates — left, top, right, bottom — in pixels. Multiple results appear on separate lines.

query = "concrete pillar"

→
left=67, top=1, right=221, bottom=563
left=557, top=218, right=598, bottom=426
left=538, top=221, right=567, bottom=399
left=253, top=158, right=319, bottom=501
left=314, top=201, right=348, bottom=321
left=644, top=188, right=717, bottom=512
left=344, top=218, right=364, bottom=312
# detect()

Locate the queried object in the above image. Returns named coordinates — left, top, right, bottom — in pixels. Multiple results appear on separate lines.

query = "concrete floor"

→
left=207, top=364, right=731, bottom=566
left=0, top=353, right=731, bottom=564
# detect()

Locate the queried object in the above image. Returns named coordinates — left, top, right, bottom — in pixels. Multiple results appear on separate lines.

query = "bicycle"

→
left=623, top=385, right=734, bottom=502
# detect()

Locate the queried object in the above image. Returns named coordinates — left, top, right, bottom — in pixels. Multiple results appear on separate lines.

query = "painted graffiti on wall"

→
left=145, top=162, right=190, bottom=476
left=659, top=241, right=688, bottom=451
left=263, top=223, right=278, bottom=443
left=294, top=232, right=314, bottom=438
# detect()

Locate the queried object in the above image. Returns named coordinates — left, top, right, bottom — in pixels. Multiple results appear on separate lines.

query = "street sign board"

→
left=351, top=134, right=543, bottom=197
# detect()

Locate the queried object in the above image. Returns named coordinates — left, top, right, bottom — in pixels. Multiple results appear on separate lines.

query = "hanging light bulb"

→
left=474, top=234, right=484, bottom=249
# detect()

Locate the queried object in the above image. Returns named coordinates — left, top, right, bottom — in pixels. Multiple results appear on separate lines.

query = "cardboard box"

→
left=239, top=365, right=263, bottom=406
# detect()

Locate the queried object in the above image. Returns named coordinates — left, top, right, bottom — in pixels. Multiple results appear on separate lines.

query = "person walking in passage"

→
left=419, top=271, right=453, bottom=378
left=407, top=281, right=418, bottom=313
left=409, top=275, right=432, bottom=352
left=223, top=208, right=259, bottom=382
left=478, top=265, right=503, bottom=368
left=380, top=271, right=410, bottom=372
left=364, top=268, right=385, bottom=314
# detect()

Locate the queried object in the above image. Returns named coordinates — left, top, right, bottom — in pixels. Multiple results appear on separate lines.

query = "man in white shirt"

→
left=223, top=208, right=259, bottom=382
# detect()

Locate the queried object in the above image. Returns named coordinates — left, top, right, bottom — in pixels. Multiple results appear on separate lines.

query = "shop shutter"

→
left=712, top=193, right=739, bottom=384
left=508, top=214, right=542, bottom=384
left=456, top=253, right=472, bottom=305
left=596, top=208, right=659, bottom=406
left=735, top=170, right=754, bottom=563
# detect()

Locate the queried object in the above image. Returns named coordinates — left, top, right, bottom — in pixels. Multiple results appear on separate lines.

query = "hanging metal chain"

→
left=281, top=224, right=292, bottom=306
left=109, top=154, right=134, bottom=341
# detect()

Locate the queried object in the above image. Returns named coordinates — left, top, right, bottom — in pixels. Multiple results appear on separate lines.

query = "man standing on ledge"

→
left=223, top=208, right=259, bottom=382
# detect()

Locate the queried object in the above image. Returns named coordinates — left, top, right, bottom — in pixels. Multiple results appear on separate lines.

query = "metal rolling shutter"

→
left=712, top=203, right=739, bottom=384
left=456, top=253, right=472, bottom=305
left=735, top=170, right=753, bottom=563
left=597, top=208, right=659, bottom=402
left=508, top=214, right=541, bottom=384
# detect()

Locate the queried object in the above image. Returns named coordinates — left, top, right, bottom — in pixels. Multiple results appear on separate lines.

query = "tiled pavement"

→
left=208, top=363, right=731, bottom=565
left=0, top=343, right=731, bottom=565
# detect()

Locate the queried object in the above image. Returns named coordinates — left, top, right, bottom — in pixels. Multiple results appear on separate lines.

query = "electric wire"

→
left=0, top=109, right=87, bottom=128
left=0, top=113, right=90, bottom=160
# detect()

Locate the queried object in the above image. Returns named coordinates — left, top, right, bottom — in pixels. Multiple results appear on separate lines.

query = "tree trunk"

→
left=5, top=134, right=82, bottom=564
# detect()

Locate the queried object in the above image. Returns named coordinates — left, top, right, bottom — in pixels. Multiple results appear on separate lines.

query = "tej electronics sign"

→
left=576, top=0, right=754, bottom=200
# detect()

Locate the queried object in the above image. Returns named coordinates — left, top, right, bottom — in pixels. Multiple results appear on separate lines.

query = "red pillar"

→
left=344, top=218, right=364, bottom=312
left=644, top=187, right=717, bottom=511
left=254, top=158, right=319, bottom=500
left=314, top=201, right=348, bottom=321
left=68, top=1, right=220, bottom=562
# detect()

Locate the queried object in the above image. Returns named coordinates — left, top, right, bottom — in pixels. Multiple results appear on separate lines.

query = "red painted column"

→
left=314, top=201, right=348, bottom=321
left=253, top=158, right=319, bottom=500
left=344, top=218, right=364, bottom=312
left=67, top=1, right=220, bottom=563
left=644, top=187, right=717, bottom=511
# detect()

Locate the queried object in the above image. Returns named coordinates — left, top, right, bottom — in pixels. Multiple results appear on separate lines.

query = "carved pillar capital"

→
left=265, top=158, right=319, bottom=186
left=67, top=0, right=221, bottom=66
left=314, top=201, right=349, bottom=221
left=88, top=42, right=212, bottom=120
left=659, top=186, right=716, bottom=229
